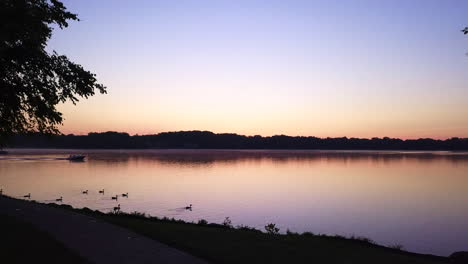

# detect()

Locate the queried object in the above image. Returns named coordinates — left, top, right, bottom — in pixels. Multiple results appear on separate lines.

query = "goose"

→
left=23, top=193, right=31, bottom=199
left=99, top=189, right=104, bottom=194
left=56, top=196, right=63, bottom=202
left=121, top=192, right=128, bottom=197
left=185, top=204, right=192, bottom=210
left=113, top=204, right=121, bottom=212
left=111, top=195, right=118, bottom=200
left=82, top=190, right=88, bottom=194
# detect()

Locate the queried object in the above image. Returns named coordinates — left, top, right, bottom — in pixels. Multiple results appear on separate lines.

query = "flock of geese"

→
left=19, top=189, right=129, bottom=212
left=0, top=188, right=193, bottom=213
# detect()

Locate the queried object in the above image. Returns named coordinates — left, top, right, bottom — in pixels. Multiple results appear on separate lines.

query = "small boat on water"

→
left=66, top=154, right=86, bottom=161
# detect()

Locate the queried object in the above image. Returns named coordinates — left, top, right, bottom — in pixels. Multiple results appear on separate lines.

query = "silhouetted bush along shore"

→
left=7, top=131, right=468, bottom=150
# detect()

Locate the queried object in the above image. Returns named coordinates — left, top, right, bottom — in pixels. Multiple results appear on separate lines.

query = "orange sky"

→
left=53, top=1, right=468, bottom=139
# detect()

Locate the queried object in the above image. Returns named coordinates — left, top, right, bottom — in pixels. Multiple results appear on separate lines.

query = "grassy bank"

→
left=48, top=204, right=449, bottom=264
left=0, top=213, right=87, bottom=264
left=1, top=195, right=451, bottom=264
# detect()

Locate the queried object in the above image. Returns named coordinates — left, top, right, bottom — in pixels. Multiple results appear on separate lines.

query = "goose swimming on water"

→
left=99, top=189, right=104, bottom=194
left=23, top=193, right=31, bottom=199
left=56, top=196, right=63, bottom=202
left=82, top=190, right=88, bottom=194
left=185, top=204, right=192, bottom=210
left=121, top=192, right=128, bottom=197
left=111, top=195, right=118, bottom=200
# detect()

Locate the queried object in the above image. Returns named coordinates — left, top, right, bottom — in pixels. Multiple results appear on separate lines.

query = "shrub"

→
left=265, top=223, right=280, bottom=235
left=130, top=211, right=146, bottom=218
left=149, top=216, right=160, bottom=221
left=351, top=235, right=375, bottom=244
left=198, top=219, right=208, bottom=225
left=286, top=229, right=299, bottom=236
left=390, top=244, right=405, bottom=251
left=236, top=225, right=260, bottom=232
left=222, top=217, right=233, bottom=228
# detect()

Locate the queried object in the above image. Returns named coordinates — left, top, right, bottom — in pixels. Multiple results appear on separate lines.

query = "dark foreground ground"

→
left=97, top=213, right=449, bottom=264
left=0, top=195, right=459, bottom=264
left=0, top=196, right=208, bottom=264
left=0, top=214, right=87, bottom=264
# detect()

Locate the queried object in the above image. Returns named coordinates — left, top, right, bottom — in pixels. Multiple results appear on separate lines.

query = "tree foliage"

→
left=0, top=0, right=106, bottom=146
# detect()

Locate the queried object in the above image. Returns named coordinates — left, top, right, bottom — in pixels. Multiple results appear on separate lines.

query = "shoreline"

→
left=4, top=148, right=468, bottom=155
left=0, top=195, right=457, bottom=264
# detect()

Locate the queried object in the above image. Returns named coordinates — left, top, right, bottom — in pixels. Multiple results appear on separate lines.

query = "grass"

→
left=68, top=206, right=448, bottom=264
left=0, top=214, right=87, bottom=264
left=1, top=196, right=451, bottom=264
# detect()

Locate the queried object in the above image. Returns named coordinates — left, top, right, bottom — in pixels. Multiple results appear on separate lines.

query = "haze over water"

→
left=1, top=149, right=468, bottom=256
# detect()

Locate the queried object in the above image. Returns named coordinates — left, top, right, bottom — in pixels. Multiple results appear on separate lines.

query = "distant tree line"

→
left=6, top=131, right=468, bottom=150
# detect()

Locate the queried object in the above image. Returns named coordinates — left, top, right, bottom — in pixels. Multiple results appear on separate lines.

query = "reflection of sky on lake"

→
left=1, top=149, right=468, bottom=256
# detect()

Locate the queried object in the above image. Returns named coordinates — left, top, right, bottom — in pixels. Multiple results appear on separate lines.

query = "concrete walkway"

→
left=0, top=196, right=209, bottom=264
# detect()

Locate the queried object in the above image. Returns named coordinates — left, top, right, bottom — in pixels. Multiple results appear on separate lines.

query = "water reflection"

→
left=1, top=149, right=468, bottom=256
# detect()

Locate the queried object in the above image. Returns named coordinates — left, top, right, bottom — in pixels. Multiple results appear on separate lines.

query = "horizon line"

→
left=51, top=130, right=468, bottom=141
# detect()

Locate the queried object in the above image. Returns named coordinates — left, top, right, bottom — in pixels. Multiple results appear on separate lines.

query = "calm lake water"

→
left=1, top=149, right=468, bottom=256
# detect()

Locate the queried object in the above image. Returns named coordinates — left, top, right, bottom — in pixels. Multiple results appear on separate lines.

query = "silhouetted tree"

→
left=0, top=0, right=106, bottom=146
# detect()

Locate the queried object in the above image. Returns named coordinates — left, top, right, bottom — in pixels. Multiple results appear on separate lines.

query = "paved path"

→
left=0, top=196, right=209, bottom=264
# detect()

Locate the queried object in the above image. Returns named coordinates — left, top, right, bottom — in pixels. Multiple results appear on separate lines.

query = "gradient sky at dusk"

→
left=49, top=0, right=468, bottom=139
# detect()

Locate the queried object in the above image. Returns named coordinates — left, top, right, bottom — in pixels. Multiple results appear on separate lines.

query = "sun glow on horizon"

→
left=51, top=0, right=468, bottom=139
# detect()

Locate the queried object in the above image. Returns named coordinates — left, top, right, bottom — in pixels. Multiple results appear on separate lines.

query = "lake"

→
left=1, top=149, right=467, bottom=256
